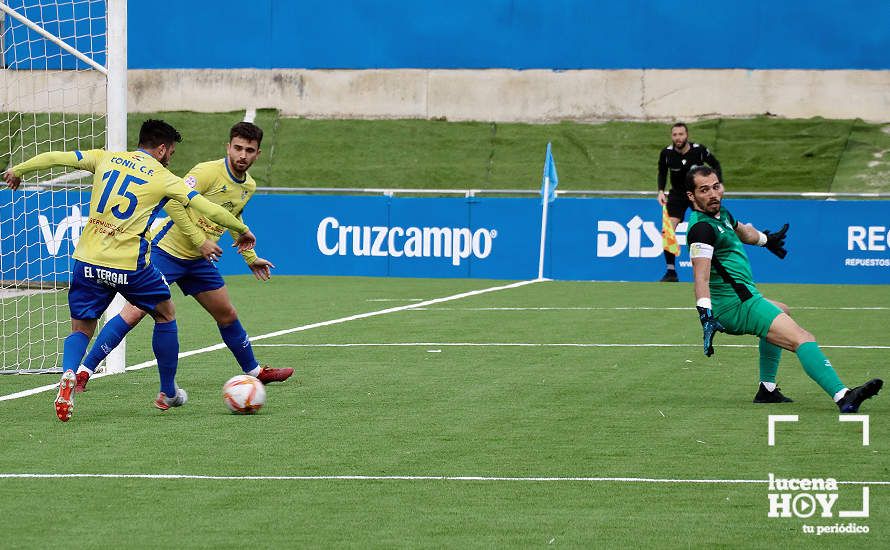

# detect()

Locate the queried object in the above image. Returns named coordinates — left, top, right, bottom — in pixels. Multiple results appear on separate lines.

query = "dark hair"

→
left=672, top=122, right=688, bottom=132
left=685, top=165, right=715, bottom=192
left=138, top=119, right=182, bottom=149
left=230, top=122, right=263, bottom=146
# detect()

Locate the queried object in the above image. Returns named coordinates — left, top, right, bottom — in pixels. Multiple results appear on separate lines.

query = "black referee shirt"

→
left=657, top=143, right=722, bottom=193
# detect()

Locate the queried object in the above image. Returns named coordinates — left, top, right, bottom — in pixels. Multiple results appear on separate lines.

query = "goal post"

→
left=0, top=0, right=126, bottom=374
left=102, top=0, right=125, bottom=373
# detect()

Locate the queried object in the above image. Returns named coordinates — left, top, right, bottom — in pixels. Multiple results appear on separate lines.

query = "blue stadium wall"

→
left=5, top=1, right=890, bottom=70
left=128, top=0, right=889, bottom=70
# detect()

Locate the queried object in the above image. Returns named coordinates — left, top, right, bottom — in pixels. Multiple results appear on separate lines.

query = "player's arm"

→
left=228, top=215, right=275, bottom=281
left=688, top=222, right=725, bottom=357
left=163, top=200, right=223, bottom=261
left=733, top=220, right=761, bottom=245
left=656, top=149, right=668, bottom=205
left=245, top=253, right=275, bottom=281
left=733, top=218, right=789, bottom=258
left=164, top=200, right=204, bottom=248
left=688, top=222, right=716, bottom=305
left=163, top=175, right=255, bottom=251
left=4, top=150, right=100, bottom=190
left=229, top=215, right=258, bottom=265
left=188, top=195, right=255, bottom=251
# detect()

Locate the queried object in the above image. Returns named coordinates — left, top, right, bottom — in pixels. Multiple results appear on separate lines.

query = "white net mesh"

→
left=0, top=0, right=106, bottom=373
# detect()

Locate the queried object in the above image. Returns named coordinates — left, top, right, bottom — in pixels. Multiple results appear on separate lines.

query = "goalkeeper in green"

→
left=685, top=165, right=881, bottom=412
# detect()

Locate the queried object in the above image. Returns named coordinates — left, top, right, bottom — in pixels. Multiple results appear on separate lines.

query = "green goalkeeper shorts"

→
left=714, top=295, right=782, bottom=338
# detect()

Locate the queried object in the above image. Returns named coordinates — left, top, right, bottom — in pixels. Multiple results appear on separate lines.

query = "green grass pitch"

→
left=6, top=112, right=890, bottom=194
left=0, top=276, right=887, bottom=547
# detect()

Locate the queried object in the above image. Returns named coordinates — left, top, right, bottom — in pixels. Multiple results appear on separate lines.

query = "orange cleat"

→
left=74, top=370, right=90, bottom=393
left=54, top=371, right=76, bottom=422
left=256, top=366, right=293, bottom=384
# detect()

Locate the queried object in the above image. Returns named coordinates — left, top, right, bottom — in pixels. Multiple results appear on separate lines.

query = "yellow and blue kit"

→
left=10, top=149, right=250, bottom=270
left=152, top=157, right=258, bottom=265
left=9, top=149, right=251, bottom=318
left=143, top=158, right=259, bottom=296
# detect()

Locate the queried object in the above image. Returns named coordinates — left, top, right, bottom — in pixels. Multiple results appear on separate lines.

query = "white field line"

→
left=253, top=342, right=890, bottom=350
left=411, top=306, right=890, bottom=311
left=1, top=473, right=887, bottom=484
left=0, top=279, right=541, bottom=402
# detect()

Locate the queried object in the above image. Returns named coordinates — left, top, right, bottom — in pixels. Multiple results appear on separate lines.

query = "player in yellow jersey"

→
left=3, top=120, right=257, bottom=422
left=75, top=122, right=292, bottom=391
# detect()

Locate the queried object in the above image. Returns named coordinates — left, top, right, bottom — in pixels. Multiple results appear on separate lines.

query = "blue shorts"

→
left=150, top=245, right=225, bottom=296
left=68, top=260, right=171, bottom=320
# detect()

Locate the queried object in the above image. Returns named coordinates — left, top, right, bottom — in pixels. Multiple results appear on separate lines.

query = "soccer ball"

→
left=222, top=375, right=266, bottom=414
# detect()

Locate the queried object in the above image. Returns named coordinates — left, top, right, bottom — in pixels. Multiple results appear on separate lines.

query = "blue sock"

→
left=218, top=319, right=259, bottom=373
left=62, top=332, right=90, bottom=373
left=82, top=314, right=133, bottom=372
left=153, top=320, right=179, bottom=396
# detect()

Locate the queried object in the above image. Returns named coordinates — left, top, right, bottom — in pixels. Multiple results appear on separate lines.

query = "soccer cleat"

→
left=753, top=383, right=793, bottom=403
left=154, top=387, right=189, bottom=411
left=256, top=366, right=294, bottom=384
left=54, top=370, right=76, bottom=422
left=74, top=370, right=90, bottom=393
left=837, top=378, right=883, bottom=413
left=659, top=270, right=679, bottom=282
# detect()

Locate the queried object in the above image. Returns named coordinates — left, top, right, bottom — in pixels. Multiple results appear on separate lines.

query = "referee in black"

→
left=657, top=122, right=722, bottom=282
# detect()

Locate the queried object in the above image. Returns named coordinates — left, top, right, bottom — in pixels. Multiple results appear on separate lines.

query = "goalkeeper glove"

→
left=697, top=306, right=725, bottom=357
left=763, top=223, right=789, bottom=259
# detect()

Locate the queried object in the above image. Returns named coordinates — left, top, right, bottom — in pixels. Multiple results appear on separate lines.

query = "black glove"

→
left=763, top=223, right=789, bottom=259
left=697, top=306, right=726, bottom=357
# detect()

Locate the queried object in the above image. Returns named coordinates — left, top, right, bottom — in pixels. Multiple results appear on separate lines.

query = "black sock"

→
left=664, top=251, right=676, bottom=269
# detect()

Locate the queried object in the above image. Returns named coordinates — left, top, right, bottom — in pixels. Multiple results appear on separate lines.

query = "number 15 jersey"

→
left=71, top=149, right=199, bottom=270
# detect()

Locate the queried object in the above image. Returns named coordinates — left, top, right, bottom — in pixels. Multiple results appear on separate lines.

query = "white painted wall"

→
left=127, top=69, right=890, bottom=122
left=0, top=70, right=104, bottom=113
left=4, top=68, right=888, bottom=122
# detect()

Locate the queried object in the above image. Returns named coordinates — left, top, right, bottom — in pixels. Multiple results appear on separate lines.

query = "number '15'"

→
left=97, top=169, right=148, bottom=220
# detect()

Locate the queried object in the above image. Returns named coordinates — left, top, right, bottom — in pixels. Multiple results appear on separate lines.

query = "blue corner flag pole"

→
left=537, top=142, right=558, bottom=279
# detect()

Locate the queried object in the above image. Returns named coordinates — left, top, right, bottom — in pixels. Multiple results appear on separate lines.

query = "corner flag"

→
left=661, top=204, right=680, bottom=255
left=537, top=143, right=558, bottom=279
left=540, top=142, right=558, bottom=204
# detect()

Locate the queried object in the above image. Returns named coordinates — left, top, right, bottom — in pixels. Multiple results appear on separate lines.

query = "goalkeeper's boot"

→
left=54, top=370, right=76, bottom=422
left=659, top=270, right=678, bottom=282
left=753, top=383, right=793, bottom=403
left=74, top=370, right=90, bottom=393
left=837, top=379, right=883, bottom=413
left=154, top=387, right=188, bottom=411
left=256, top=366, right=294, bottom=384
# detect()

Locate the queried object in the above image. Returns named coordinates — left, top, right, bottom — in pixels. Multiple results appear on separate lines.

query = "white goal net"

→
left=0, top=0, right=124, bottom=374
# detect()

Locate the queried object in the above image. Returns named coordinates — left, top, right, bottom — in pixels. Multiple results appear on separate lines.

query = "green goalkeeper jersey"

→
left=687, top=206, right=759, bottom=308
